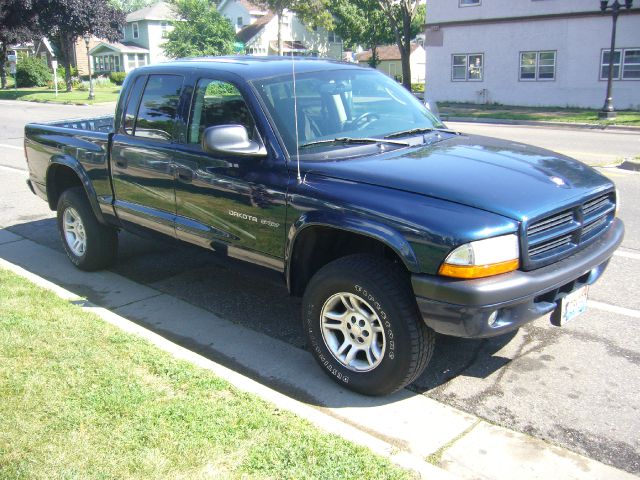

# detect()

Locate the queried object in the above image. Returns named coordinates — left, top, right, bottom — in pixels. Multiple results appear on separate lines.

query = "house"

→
left=217, top=0, right=343, bottom=58
left=356, top=43, right=425, bottom=83
left=424, top=0, right=640, bottom=109
left=89, top=2, right=176, bottom=74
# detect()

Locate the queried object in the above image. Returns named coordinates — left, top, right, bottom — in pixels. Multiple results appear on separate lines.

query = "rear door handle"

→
left=177, top=167, right=193, bottom=182
left=115, top=157, right=127, bottom=169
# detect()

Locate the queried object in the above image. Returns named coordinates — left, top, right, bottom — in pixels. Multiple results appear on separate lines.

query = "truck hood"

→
left=302, top=133, right=613, bottom=221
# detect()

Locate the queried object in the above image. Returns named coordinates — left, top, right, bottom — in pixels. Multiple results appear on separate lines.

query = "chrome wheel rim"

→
left=63, top=207, right=86, bottom=257
left=320, top=292, right=386, bottom=372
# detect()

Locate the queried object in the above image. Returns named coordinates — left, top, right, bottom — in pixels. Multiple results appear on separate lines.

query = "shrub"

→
left=56, top=65, right=77, bottom=80
left=109, top=71, right=127, bottom=85
left=411, top=83, right=425, bottom=93
left=16, top=56, right=51, bottom=87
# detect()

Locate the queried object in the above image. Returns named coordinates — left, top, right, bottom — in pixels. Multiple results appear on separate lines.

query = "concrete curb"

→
left=1, top=233, right=636, bottom=480
left=442, top=115, right=640, bottom=133
left=619, top=159, right=640, bottom=172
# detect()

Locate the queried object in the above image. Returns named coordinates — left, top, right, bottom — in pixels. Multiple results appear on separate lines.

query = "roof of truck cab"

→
left=133, top=56, right=365, bottom=81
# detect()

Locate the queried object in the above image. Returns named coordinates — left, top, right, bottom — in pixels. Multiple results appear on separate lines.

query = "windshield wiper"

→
left=299, top=137, right=409, bottom=149
left=384, top=127, right=459, bottom=139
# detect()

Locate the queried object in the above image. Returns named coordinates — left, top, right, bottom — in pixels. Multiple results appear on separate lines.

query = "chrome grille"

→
left=525, top=192, right=614, bottom=268
left=527, top=210, right=573, bottom=236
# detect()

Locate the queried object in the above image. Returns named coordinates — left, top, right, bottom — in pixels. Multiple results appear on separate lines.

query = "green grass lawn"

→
left=438, top=102, right=640, bottom=127
left=0, top=85, right=120, bottom=104
left=0, top=268, right=411, bottom=480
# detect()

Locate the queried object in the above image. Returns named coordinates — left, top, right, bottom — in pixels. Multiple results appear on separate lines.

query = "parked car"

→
left=24, top=57, right=624, bottom=395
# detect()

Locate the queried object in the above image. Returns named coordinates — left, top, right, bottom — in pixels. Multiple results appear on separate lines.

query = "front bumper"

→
left=411, top=218, right=624, bottom=338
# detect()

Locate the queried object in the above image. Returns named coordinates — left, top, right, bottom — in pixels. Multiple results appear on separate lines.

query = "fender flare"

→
left=46, top=156, right=107, bottom=225
left=285, top=210, right=421, bottom=292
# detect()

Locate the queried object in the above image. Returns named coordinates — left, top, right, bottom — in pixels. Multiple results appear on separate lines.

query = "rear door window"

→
left=131, top=74, right=184, bottom=141
left=123, top=75, right=146, bottom=134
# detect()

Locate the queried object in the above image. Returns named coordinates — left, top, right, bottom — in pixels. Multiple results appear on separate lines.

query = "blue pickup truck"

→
left=24, top=57, right=624, bottom=395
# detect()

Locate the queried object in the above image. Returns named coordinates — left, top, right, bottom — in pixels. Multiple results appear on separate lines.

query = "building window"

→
left=132, top=22, right=139, bottom=39
left=138, top=54, right=147, bottom=67
left=161, top=21, right=169, bottom=38
left=602, top=48, right=640, bottom=80
left=520, top=51, right=556, bottom=81
left=328, top=31, right=341, bottom=43
left=452, top=53, right=483, bottom=81
left=236, top=16, right=243, bottom=27
left=459, top=0, right=480, bottom=6
left=127, top=54, right=136, bottom=70
left=623, top=49, right=640, bottom=79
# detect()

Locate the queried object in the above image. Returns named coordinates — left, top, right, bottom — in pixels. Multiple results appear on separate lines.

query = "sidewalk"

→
left=441, top=115, right=640, bottom=133
left=0, top=228, right=635, bottom=480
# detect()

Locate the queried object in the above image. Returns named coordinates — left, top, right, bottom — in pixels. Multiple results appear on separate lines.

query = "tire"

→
left=302, top=254, right=435, bottom=396
left=56, top=187, right=118, bottom=271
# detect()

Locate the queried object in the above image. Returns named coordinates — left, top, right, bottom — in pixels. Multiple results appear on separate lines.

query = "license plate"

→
left=552, top=285, right=589, bottom=326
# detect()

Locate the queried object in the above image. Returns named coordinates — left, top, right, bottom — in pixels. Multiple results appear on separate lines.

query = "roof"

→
left=236, top=13, right=274, bottom=44
left=126, top=2, right=175, bottom=22
left=356, top=43, right=421, bottom=62
left=89, top=41, right=150, bottom=54
left=133, top=56, right=363, bottom=81
left=218, top=0, right=267, bottom=14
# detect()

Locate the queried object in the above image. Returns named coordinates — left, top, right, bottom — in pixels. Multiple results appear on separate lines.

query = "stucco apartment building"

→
left=425, top=0, right=640, bottom=109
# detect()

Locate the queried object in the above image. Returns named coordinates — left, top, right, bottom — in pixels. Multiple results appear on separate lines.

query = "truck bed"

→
left=41, top=115, right=114, bottom=133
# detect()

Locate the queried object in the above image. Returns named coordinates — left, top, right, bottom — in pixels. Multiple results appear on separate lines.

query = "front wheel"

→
left=302, top=254, right=435, bottom=396
left=57, top=187, right=118, bottom=271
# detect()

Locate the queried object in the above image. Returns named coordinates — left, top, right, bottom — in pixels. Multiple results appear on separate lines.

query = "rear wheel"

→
left=302, top=254, right=435, bottom=396
left=57, top=187, right=118, bottom=271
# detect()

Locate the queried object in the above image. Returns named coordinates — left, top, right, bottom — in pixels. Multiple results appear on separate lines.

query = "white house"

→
left=89, top=2, right=176, bottom=74
left=356, top=43, right=426, bottom=83
left=424, top=0, right=640, bottom=109
left=218, top=0, right=343, bottom=58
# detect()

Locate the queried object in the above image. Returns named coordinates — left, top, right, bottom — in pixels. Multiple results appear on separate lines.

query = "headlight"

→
left=438, top=234, right=520, bottom=279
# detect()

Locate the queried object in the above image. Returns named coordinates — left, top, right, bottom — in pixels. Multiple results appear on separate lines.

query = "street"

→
left=1, top=102, right=639, bottom=474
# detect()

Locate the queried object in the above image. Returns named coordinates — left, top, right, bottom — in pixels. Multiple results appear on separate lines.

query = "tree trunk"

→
left=400, top=6, right=412, bottom=91
left=368, top=45, right=379, bottom=69
left=59, top=33, right=73, bottom=92
left=0, top=44, right=7, bottom=89
left=277, top=9, right=283, bottom=56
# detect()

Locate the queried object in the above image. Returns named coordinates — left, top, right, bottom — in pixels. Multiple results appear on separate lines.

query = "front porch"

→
left=89, top=42, right=150, bottom=74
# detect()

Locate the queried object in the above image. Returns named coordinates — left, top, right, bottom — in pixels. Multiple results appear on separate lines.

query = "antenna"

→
left=291, top=48, right=302, bottom=183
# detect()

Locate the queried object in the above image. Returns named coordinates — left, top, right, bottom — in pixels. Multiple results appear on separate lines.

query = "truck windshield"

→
left=252, top=69, right=443, bottom=157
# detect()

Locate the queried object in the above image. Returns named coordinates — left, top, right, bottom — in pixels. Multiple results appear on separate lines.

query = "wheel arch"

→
left=286, top=212, right=420, bottom=296
left=46, top=157, right=106, bottom=225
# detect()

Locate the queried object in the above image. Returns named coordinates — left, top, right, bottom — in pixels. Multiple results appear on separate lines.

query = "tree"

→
left=37, top=0, right=124, bottom=91
left=328, top=0, right=393, bottom=68
left=378, top=0, right=423, bottom=90
left=163, top=0, right=234, bottom=59
left=108, top=0, right=155, bottom=13
left=0, top=0, right=40, bottom=89
left=255, top=0, right=332, bottom=56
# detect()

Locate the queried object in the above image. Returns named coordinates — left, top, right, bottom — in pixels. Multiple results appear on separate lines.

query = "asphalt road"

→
left=1, top=102, right=639, bottom=474
left=448, top=121, right=640, bottom=167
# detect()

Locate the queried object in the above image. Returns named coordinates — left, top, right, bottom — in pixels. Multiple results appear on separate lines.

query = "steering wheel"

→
left=351, top=112, right=380, bottom=129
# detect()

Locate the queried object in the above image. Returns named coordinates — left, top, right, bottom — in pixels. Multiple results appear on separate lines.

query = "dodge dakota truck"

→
left=24, top=57, right=624, bottom=395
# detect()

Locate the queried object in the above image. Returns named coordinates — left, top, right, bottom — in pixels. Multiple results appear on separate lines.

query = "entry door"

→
left=111, top=74, right=184, bottom=237
left=172, top=77, right=288, bottom=269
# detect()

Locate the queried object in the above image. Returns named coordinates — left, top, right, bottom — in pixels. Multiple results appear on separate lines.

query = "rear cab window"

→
left=123, top=74, right=184, bottom=141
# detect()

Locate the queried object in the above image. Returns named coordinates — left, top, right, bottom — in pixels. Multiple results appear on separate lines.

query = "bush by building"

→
left=16, top=57, right=52, bottom=87
left=109, top=72, right=127, bottom=85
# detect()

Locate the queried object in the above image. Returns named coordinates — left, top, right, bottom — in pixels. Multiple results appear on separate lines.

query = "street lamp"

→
left=83, top=33, right=95, bottom=101
left=598, top=0, right=634, bottom=119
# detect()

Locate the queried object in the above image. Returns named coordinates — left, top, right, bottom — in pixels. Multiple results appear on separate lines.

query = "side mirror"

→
left=202, top=125, right=267, bottom=157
